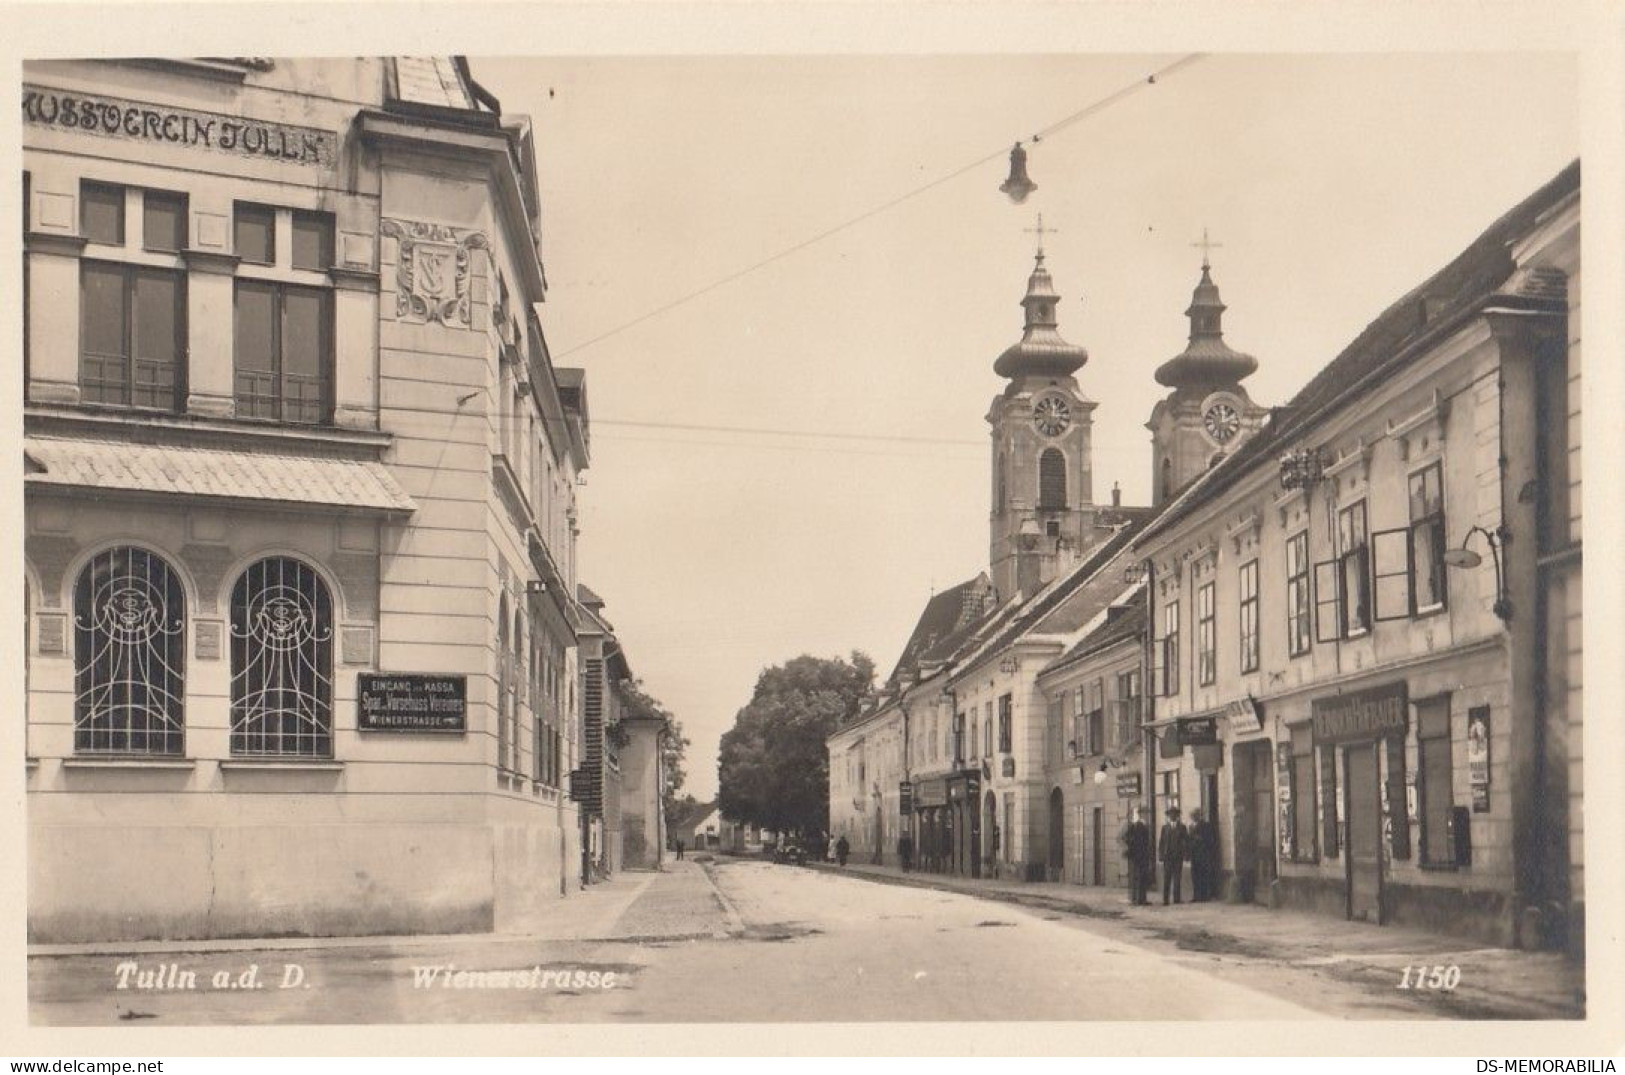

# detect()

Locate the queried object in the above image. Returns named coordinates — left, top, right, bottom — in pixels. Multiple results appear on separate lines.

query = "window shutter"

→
left=1313, top=560, right=1342, bottom=643
left=1320, top=743, right=1340, bottom=857
left=1372, top=527, right=1414, bottom=621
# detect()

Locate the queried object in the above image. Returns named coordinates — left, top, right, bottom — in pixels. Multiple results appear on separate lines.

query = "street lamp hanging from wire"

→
left=999, top=141, right=1037, bottom=203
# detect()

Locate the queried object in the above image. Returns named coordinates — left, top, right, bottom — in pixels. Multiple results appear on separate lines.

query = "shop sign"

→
left=1177, top=717, right=1218, bottom=746
left=357, top=673, right=467, bottom=733
left=23, top=85, right=337, bottom=168
left=1222, top=694, right=1266, bottom=733
left=1467, top=705, right=1491, bottom=785
left=914, top=779, right=947, bottom=809
left=899, top=781, right=914, bottom=815
left=1311, top=681, right=1408, bottom=744
left=1115, top=772, right=1142, bottom=799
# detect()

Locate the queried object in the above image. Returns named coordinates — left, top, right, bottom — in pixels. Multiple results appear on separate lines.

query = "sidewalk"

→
left=809, top=860, right=1584, bottom=1020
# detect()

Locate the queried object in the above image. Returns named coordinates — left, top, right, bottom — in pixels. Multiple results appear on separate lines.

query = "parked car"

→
left=773, top=843, right=807, bottom=865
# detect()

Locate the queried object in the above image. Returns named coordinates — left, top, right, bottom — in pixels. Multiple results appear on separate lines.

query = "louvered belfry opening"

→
left=1038, top=448, right=1067, bottom=511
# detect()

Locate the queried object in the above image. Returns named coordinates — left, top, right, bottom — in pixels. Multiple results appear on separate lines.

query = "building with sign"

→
left=1131, top=162, right=1581, bottom=950
left=23, top=57, right=594, bottom=941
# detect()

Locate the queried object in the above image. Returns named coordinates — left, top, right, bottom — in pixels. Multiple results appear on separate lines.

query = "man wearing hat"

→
left=1159, top=807, right=1189, bottom=905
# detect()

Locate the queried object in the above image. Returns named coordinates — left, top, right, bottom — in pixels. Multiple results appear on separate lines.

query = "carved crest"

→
left=381, top=218, right=490, bottom=327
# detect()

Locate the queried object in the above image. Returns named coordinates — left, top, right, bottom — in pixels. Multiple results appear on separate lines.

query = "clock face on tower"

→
left=1033, top=396, right=1071, bottom=438
left=1203, top=400, right=1241, bottom=445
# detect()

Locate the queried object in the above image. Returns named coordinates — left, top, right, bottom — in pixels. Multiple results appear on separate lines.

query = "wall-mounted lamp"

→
left=1090, top=755, right=1127, bottom=785
left=1442, top=524, right=1511, bottom=622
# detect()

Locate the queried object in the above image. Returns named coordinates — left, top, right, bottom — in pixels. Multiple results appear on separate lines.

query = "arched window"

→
left=229, top=556, right=333, bottom=757
left=74, top=547, right=186, bottom=755
left=1038, top=448, right=1067, bottom=510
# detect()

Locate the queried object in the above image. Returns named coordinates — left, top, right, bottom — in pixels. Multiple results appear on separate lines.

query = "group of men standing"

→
left=1121, top=806, right=1219, bottom=906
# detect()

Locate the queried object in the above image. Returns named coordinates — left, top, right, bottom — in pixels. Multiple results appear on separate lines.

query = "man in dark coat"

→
left=1188, top=809, right=1218, bottom=901
left=1122, top=808, right=1152, bottom=905
left=1159, top=807, right=1188, bottom=905
left=835, top=834, right=850, bottom=867
left=898, top=831, right=914, bottom=873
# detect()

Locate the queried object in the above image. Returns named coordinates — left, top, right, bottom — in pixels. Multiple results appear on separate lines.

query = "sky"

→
left=473, top=52, right=1577, bottom=802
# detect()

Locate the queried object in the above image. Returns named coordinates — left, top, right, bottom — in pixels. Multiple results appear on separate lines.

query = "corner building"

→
left=24, top=58, right=592, bottom=941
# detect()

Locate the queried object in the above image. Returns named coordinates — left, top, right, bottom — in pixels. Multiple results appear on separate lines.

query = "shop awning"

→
left=24, top=436, right=417, bottom=515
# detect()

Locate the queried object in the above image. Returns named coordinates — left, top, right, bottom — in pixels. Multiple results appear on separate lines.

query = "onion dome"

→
left=1153, top=260, right=1258, bottom=388
left=993, top=249, right=1089, bottom=379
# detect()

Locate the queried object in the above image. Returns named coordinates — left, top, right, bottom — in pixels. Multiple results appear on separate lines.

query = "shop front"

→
left=945, top=769, right=982, bottom=878
left=911, top=776, right=950, bottom=873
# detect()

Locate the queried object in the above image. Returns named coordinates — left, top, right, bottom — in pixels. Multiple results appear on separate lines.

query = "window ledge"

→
left=219, top=759, right=343, bottom=772
left=62, top=757, right=195, bottom=770
left=24, top=404, right=390, bottom=455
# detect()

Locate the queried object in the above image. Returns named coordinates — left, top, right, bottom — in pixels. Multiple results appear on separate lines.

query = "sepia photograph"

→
left=8, top=1, right=1624, bottom=1059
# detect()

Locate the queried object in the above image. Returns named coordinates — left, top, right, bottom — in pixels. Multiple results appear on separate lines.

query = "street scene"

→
left=20, top=46, right=1591, bottom=1037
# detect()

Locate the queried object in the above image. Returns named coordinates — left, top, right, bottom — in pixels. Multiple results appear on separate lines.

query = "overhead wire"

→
left=551, top=53, right=1207, bottom=360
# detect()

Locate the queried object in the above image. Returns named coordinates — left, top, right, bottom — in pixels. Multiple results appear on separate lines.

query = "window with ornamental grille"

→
left=73, top=547, right=187, bottom=755
left=229, top=556, right=333, bottom=757
left=1038, top=449, right=1067, bottom=510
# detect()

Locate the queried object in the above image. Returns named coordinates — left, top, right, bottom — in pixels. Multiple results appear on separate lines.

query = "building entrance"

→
left=1091, top=805, right=1105, bottom=886
left=1345, top=741, right=1383, bottom=922
left=1233, top=740, right=1276, bottom=904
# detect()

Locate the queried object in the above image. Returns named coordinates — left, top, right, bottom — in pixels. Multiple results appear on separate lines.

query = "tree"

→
left=717, top=651, right=875, bottom=838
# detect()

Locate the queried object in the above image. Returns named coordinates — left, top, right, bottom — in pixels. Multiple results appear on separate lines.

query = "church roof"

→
left=994, top=250, right=1089, bottom=379
left=1153, top=262, right=1258, bottom=388
left=1137, top=158, right=1579, bottom=548
left=1041, top=601, right=1147, bottom=679
left=886, top=573, right=996, bottom=684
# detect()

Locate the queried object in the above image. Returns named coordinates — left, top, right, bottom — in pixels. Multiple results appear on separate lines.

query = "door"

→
left=1345, top=741, right=1383, bottom=922
left=1234, top=741, right=1275, bottom=904
left=1047, top=788, right=1065, bottom=881
left=1090, top=806, right=1104, bottom=886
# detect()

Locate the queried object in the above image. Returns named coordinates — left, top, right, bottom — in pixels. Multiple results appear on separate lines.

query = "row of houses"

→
left=828, top=161, right=1581, bottom=953
left=23, top=56, right=667, bottom=942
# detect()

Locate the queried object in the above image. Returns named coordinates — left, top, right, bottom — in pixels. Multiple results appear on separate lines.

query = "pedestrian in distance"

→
left=898, top=831, right=914, bottom=873
left=1189, top=809, right=1217, bottom=901
left=1122, top=807, right=1153, bottom=906
left=989, top=823, right=1001, bottom=880
left=1159, top=807, right=1188, bottom=905
left=836, top=834, right=850, bottom=867
left=675, top=838, right=685, bottom=861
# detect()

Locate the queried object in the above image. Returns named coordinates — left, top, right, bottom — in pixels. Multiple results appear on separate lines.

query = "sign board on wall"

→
left=1311, top=681, right=1408, bottom=743
left=1466, top=706, right=1491, bottom=811
left=1178, top=717, right=1218, bottom=747
left=357, top=673, right=467, bottom=733
left=1115, top=772, right=1142, bottom=799
left=898, top=781, right=914, bottom=815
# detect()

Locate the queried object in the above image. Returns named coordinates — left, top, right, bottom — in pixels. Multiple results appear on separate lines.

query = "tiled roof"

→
left=391, top=57, right=477, bottom=111
left=886, top=573, right=995, bottom=683
left=24, top=436, right=416, bottom=514
left=1042, top=601, right=1146, bottom=679
left=1136, top=159, right=1579, bottom=547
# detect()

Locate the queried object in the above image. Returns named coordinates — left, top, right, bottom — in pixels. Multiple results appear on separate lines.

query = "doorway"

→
left=1047, top=788, right=1065, bottom=881
left=1345, top=741, right=1383, bottom=922
left=983, top=790, right=998, bottom=877
left=1233, top=740, right=1276, bottom=904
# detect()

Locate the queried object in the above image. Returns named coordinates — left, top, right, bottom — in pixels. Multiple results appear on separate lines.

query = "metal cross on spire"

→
left=1025, top=213, right=1057, bottom=259
left=1191, top=227, right=1223, bottom=269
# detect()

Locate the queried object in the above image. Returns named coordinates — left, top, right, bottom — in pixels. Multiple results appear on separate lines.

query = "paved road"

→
left=32, top=859, right=1345, bottom=1025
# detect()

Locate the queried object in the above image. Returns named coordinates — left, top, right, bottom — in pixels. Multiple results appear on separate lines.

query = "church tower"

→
left=988, top=224, right=1099, bottom=600
left=1146, top=248, right=1266, bottom=506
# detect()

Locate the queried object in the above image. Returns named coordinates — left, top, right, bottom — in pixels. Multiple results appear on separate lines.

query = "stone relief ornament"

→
left=381, top=219, right=490, bottom=327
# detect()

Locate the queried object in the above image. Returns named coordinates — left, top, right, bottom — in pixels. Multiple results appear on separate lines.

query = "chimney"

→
left=1112, top=481, right=1122, bottom=508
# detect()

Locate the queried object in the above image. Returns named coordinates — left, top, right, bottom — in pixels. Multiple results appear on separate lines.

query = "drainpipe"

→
left=1142, top=557, right=1158, bottom=856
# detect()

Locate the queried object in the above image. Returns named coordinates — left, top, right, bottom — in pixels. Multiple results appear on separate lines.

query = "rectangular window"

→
left=1286, top=531, right=1312, bottom=656
left=953, top=711, right=964, bottom=762
left=234, top=203, right=276, bottom=265
left=81, top=181, right=124, bottom=245
left=80, top=261, right=184, bottom=410
left=1417, top=697, right=1455, bottom=865
left=143, top=190, right=187, bottom=253
left=1290, top=724, right=1317, bottom=863
left=1409, top=463, right=1447, bottom=611
left=1313, top=559, right=1342, bottom=644
left=1338, top=501, right=1370, bottom=635
left=997, top=694, right=1012, bottom=754
left=291, top=210, right=335, bottom=271
left=1083, top=679, right=1104, bottom=753
left=984, top=702, right=994, bottom=757
left=1372, top=526, right=1414, bottom=621
left=1162, top=601, right=1181, bottom=697
left=1197, top=582, right=1216, bottom=686
left=1239, top=560, right=1260, bottom=673
left=234, top=281, right=332, bottom=424
left=1115, top=670, right=1141, bottom=746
